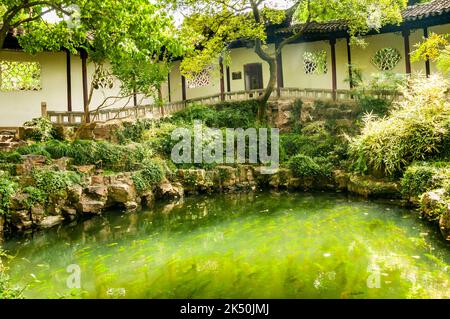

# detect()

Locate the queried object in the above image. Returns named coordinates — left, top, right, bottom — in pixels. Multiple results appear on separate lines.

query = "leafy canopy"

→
left=1, top=0, right=187, bottom=96
left=172, top=0, right=407, bottom=77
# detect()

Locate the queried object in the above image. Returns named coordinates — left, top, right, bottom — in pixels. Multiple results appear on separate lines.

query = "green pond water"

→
left=2, top=191, right=450, bottom=299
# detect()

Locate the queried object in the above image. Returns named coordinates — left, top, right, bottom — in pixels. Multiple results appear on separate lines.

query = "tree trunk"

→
left=253, top=40, right=277, bottom=123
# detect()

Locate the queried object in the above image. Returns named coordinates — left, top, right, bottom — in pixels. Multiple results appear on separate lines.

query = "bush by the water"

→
left=18, top=140, right=155, bottom=172
left=0, top=175, right=17, bottom=216
left=289, top=154, right=331, bottom=178
left=132, top=160, right=165, bottom=194
left=349, top=74, right=450, bottom=177
left=401, top=162, right=450, bottom=197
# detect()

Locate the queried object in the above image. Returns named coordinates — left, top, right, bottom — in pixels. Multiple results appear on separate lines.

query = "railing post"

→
left=41, top=102, right=48, bottom=118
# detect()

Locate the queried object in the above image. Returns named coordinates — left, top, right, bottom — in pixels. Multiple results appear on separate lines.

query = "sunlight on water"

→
left=3, top=192, right=450, bottom=299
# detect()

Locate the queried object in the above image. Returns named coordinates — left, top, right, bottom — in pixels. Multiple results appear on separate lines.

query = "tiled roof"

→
left=278, top=0, right=450, bottom=35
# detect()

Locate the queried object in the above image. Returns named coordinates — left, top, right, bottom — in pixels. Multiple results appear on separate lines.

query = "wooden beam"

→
left=403, top=28, right=412, bottom=74
left=66, top=50, right=72, bottom=112
left=219, top=58, right=225, bottom=101
left=226, top=66, right=231, bottom=92
left=424, top=27, right=431, bottom=77
left=81, top=50, right=90, bottom=123
left=181, top=75, right=187, bottom=101
left=346, top=37, right=353, bottom=89
left=275, top=42, right=284, bottom=97
left=330, top=38, right=337, bottom=101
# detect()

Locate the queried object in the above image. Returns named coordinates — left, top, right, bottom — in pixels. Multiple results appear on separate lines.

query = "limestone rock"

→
left=74, top=165, right=96, bottom=175
left=39, top=215, right=64, bottom=229
left=439, top=207, right=450, bottom=241
left=11, top=210, right=32, bottom=231
left=157, top=180, right=184, bottom=200
left=77, top=198, right=105, bottom=215
left=31, top=204, right=45, bottom=224
left=108, top=183, right=136, bottom=204
left=420, top=189, right=447, bottom=222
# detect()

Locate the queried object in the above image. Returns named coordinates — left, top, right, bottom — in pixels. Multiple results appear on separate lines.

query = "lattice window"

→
left=303, top=50, right=328, bottom=75
left=0, top=61, right=42, bottom=91
left=187, top=67, right=212, bottom=89
left=371, top=48, right=401, bottom=71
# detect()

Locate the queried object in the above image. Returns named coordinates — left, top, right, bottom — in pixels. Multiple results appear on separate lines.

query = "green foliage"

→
left=116, top=120, right=154, bottom=144
left=0, top=151, right=22, bottom=164
left=0, top=174, right=17, bottom=216
left=132, top=160, right=165, bottom=194
left=22, top=186, right=47, bottom=210
left=31, top=168, right=81, bottom=202
left=23, top=117, right=55, bottom=142
left=401, top=163, right=438, bottom=197
left=170, top=100, right=258, bottom=128
left=349, top=74, right=450, bottom=177
left=1, top=1, right=186, bottom=101
left=289, top=154, right=331, bottom=178
left=17, top=143, right=51, bottom=158
left=291, top=99, right=303, bottom=133
left=412, top=33, right=450, bottom=74
left=357, top=96, right=391, bottom=117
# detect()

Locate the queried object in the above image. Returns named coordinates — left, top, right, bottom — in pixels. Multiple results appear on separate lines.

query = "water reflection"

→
left=3, top=191, right=450, bottom=299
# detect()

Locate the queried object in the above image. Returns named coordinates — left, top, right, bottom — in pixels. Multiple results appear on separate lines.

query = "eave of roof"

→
left=276, top=0, right=450, bottom=36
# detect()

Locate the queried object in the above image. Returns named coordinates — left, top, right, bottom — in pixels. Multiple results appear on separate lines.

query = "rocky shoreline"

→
left=1, top=160, right=449, bottom=243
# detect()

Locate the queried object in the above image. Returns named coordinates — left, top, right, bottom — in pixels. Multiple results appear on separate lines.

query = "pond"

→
left=2, top=192, right=450, bottom=299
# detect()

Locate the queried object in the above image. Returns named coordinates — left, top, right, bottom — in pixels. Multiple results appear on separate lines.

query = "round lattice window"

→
left=371, top=48, right=401, bottom=71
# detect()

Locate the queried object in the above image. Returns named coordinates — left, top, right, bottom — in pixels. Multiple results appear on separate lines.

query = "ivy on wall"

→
left=303, top=50, right=328, bottom=75
left=0, top=61, right=42, bottom=91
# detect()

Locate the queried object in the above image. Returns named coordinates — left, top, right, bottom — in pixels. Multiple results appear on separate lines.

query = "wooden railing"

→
left=44, top=87, right=449, bottom=126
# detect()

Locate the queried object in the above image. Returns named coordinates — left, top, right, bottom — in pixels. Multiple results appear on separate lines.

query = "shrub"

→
left=22, top=186, right=46, bottom=209
left=170, top=100, right=258, bottom=128
left=289, top=154, right=330, bottom=178
left=357, top=96, right=391, bottom=116
left=0, top=151, right=22, bottom=164
left=17, top=143, right=51, bottom=158
left=31, top=168, right=82, bottom=202
left=401, top=163, right=437, bottom=197
left=23, top=117, right=54, bottom=142
left=0, top=176, right=17, bottom=216
left=132, top=160, right=164, bottom=193
left=349, top=74, right=450, bottom=177
left=116, top=119, right=153, bottom=144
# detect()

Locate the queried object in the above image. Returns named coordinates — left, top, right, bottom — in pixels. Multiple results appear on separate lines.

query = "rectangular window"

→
left=0, top=61, right=42, bottom=91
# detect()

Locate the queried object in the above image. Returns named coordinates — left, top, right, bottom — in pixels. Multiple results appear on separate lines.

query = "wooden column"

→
left=226, top=66, right=231, bottom=92
left=167, top=73, right=172, bottom=102
left=403, top=28, right=412, bottom=74
left=424, top=27, right=431, bottom=77
left=346, top=37, right=353, bottom=89
left=66, top=50, right=72, bottom=112
left=219, top=58, right=225, bottom=101
left=181, top=75, right=187, bottom=101
left=81, top=50, right=90, bottom=123
left=275, top=42, right=284, bottom=97
left=330, top=38, right=337, bottom=101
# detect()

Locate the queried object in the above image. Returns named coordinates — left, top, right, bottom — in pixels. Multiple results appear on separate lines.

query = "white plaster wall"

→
left=0, top=50, right=156, bottom=126
left=428, top=23, right=450, bottom=74
left=282, top=40, right=333, bottom=90
left=228, top=45, right=275, bottom=92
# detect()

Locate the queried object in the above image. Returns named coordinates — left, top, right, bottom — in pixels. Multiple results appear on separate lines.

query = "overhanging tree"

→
left=172, top=0, right=408, bottom=121
left=1, top=0, right=186, bottom=120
